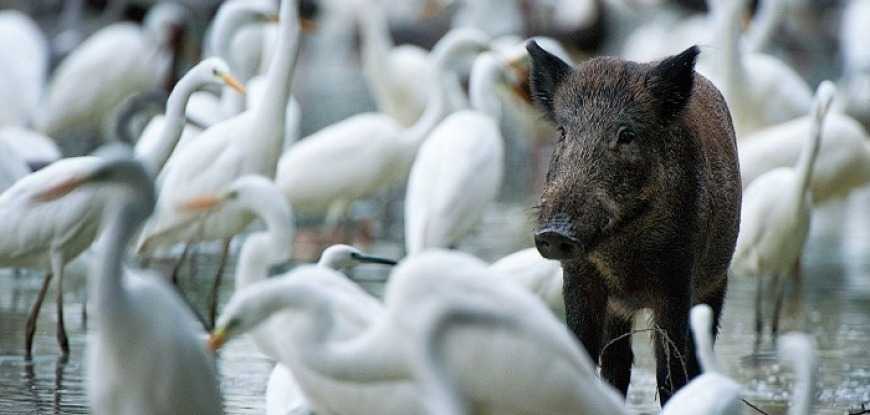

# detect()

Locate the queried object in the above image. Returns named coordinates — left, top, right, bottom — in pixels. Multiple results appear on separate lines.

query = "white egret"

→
left=246, top=75, right=302, bottom=150
left=777, top=333, right=818, bottom=415
left=32, top=155, right=223, bottom=415
left=732, top=81, right=835, bottom=341
left=660, top=304, right=742, bottom=415
left=700, top=0, right=813, bottom=137
left=404, top=51, right=514, bottom=254
left=136, top=0, right=303, bottom=326
left=838, top=0, right=870, bottom=129
left=35, top=3, right=187, bottom=140
left=739, top=111, right=870, bottom=203
left=0, top=58, right=242, bottom=357
left=208, top=250, right=626, bottom=415
left=133, top=57, right=246, bottom=176
left=489, top=247, right=564, bottom=319
left=276, top=29, right=490, bottom=225
left=0, top=10, right=47, bottom=127
left=354, top=0, right=431, bottom=127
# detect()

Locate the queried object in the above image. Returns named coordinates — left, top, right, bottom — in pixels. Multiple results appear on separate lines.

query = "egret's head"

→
left=193, top=57, right=246, bottom=95
left=178, top=175, right=284, bottom=215
left=318, top=244, right=398, bottom=270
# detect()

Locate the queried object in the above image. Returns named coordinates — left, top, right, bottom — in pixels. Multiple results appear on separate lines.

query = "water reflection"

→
left=0, top=206, right=869, bottom=414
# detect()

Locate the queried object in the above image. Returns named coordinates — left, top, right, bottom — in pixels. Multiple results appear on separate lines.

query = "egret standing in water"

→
left=32, top=154, right=223, bottom=415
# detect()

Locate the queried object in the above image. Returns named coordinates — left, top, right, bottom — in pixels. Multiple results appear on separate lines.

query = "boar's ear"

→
left=527, top=40, right=572, bottom=120
left=646, top=45, right=699, bottom=120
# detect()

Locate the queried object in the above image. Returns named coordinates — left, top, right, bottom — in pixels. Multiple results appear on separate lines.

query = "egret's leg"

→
left=52, top=251, right=69, bottom=356
left=80, top=291, right=87, bottom=330
left=25, top=272, right=53, bottom=359
left=754, top=275, right=764, bottom=351
left=207, top=239, right=232, bottom=329
left=170, top=242, right=193, bottom=286
left=322, top=200, right=349, bottom=244
left=770, top=273, right=787, bottom=341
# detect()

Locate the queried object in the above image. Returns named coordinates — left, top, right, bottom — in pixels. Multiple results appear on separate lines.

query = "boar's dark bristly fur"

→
left=527, top=41, right=741, bottom=404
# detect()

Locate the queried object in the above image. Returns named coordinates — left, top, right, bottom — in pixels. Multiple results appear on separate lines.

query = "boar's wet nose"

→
left=534, top=230, right=581, bottom=260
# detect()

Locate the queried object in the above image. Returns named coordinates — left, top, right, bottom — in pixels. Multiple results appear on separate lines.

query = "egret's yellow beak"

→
left=220, top=72, right=246, bottom=95
left=179, top=194, right=223, bottom=212
left=32, top=176, right=87, bottom=203
left=207, top=328, right=227, bottom=351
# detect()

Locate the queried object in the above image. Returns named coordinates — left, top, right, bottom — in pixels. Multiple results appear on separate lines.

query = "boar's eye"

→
left=616, top=126, right=636, bottom=146
left=556, top=125, right=566, bottom=142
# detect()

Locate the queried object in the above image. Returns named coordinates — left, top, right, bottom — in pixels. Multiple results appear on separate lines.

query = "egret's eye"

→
left=212, top=68, right=220, bottom=76
left=616, top=126, right=636, bottom=145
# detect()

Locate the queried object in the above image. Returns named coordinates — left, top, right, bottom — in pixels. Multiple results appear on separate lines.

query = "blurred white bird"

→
left=276, top=29, right=490, bottom=229
left=700, top=0, right=813, bottom=138
left=354, top=0, right=431, bottom=127
left=35, top=3, right=187, bottom=140
left=31, top=155, right=223, bottom=415
left=661, top=304, right=742, bottom=415
left=0, top=58, right=240, bottom=357
left=0, top=126, right=62, bottom=169
left=838, top=0, right=870, bottom=129
left=777, top=333, right=818, bottom=415
left=404, top=51, right=515, bottom=254
left=0, top=140, right=30, bottom=192
left=136, top=0, right=303, bottom=326
left=0, top=10, right=47, bottom=127
left=488, top=247, right=564, bottom=319
left=739, top=111, right=870, bottom=203
left=731, top=81, right=836, bottom=342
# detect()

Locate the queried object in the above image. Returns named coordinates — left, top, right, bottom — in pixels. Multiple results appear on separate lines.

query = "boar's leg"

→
left=562, top=261, right=608, bottom=366
left=600, top=313, right=634, bottom=396
left=653, top=289, right=695, bottom=405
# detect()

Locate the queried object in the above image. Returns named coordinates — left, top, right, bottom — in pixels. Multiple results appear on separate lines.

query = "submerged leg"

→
left=771, top=273, right=788, bottom=341
left=170, top=242, right=193, bottom=286
left=52, top=251, right=69, bottom=356
left=25, top=272, right=54, bottom=359
left=208, top=238, right=232, bottom=329
left=754, top=275, right=765, bottom=350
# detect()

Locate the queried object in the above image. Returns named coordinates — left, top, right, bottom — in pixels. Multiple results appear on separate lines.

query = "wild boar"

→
left=527, top=41, right=741, bottom=404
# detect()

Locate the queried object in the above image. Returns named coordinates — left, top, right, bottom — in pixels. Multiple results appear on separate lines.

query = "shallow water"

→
left=1, top=203, right=870, bottom=415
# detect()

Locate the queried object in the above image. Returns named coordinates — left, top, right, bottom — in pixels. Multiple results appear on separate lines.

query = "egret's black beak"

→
left=350, top=252, right=398, bottom=266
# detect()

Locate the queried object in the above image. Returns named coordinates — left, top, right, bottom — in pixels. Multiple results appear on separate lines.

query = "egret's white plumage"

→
left=700, top=0, right=813, bottom=137
left=0, top=10, right=47, bottom=127
left=732, top=82, right=836, bottom=337
left=355, top=0, right=432, bottom=126
left=739, top=111, right=870, bottom=203
left=133, top=57, right=245, bottom=176
left=32, top=157, right=224, bottom=415
left=276, top=29, right=490, bottom=217
left=489, top=247, right=564, bottom=319
left=661, top=305, right=742, bottom=415
left=0, top=140, right=31, bottom=193
left=0, top=126, right=62, bottom=167
left=35, top=3, right=186, bottom=139
left=777, top=333, right=818, bottom=415
left=137, top=0, right=301, bottom=254
left=404, top=52, right=509, bottom=254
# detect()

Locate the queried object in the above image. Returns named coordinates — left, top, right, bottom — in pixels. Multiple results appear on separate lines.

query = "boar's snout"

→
left=534, top=215, right=583, bottom=259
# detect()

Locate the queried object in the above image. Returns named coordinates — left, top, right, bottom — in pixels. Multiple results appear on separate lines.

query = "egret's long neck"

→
left=714, top=0, right=748, bottom=116
left=235, top=202, right=294, bottom=288
left=94, top=188, right=154, bottom=317
left=744, top=0, right=786, bottom=53
left=398, top=72, right=450, bottom=158
left=469, top=54, right=503, bottom=121
left=358, top=1, right=396, bottom=107
left=253, top=0, right=300, bottom=160
left=138, top=73, right=200, bottom=176
left=691, top=317, right=720, bottom=374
